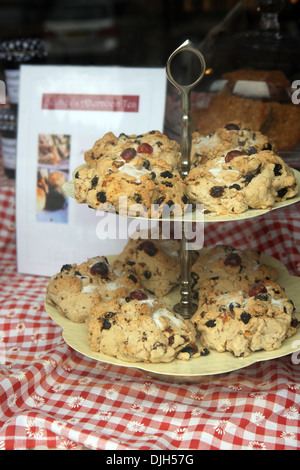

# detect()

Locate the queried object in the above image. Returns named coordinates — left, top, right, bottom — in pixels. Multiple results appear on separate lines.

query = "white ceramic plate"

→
left=45, top=253, right=300, bottom=383
left=63, top=166, right=300, bottom=223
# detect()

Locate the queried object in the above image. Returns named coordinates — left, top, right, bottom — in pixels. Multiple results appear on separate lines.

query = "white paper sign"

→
left=16, top=65, right=166, bottom=276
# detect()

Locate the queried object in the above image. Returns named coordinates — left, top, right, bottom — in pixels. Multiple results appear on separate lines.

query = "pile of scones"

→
left=46, top=122, right=299, bottom=363
left=73, top=122, right=298, bottom=216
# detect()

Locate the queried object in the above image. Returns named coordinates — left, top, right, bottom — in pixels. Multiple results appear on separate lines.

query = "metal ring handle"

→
left=166, top=39, right=206, bottom=180
left=166, top=39, right=206, bottom=93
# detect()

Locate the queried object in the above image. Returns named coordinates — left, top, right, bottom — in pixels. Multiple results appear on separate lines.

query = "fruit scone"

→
left=192, top=278, right=299, bottom=357
left=185, top=146, right=298, bottom=214
left=86, top=288, right=199, bottom=363
left=191, top=245, right=278, bottom=293
left=191, top=122, right=274, bottom=166
left=113, top=236, right=181, bottom=297
left=73, top=130, right=186, bottom=216
left=84, top=130, right=181, bottom=169
left=46, top=256, right=142, bottom=323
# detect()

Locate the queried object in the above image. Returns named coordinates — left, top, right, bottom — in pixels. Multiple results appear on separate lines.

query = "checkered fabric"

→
left=0, top=163, right=300, bottom=450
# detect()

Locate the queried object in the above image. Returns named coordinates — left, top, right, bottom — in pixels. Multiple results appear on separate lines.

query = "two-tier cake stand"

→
left=46, top=40, right=300, bottom=383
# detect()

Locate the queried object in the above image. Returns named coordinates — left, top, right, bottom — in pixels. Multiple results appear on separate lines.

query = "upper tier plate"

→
left=45, top=253, right=300, bottom=383
left=63, top=166, right=300, bottom=222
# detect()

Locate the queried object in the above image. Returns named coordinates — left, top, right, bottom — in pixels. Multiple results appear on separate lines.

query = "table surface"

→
left=0, top=162, right=300, bottom=451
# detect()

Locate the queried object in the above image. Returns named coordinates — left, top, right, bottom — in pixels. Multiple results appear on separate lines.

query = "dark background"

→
left=0, top=0, right=299, bottom=68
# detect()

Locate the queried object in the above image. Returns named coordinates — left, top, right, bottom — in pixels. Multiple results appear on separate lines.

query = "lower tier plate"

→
left=45, top=253, right=300, bottom=383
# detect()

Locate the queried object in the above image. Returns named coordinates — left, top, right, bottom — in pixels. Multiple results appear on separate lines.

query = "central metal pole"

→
left=166, top=39, right=206, bottom=318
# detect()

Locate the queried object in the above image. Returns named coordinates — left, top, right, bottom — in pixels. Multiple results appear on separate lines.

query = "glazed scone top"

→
left=86, top=290, right=198, bottom=363
left=188, top=148, right=297, bottom=189
left=74, top=155, right=186, bottom=216
left=191, top=122, right=273, bottom=165
left=46, top=256, right=144, bottom=323
left=192, top=277, right=298, bottom=357
left=112, top=236, right=181, bottom=297
left=84, top=130, right=181, bottom=170
left=74, top=131, right=187, bottom=216
left=191, top=245, right=278, bottom=291
left=185, top=148, right=298, bottom=214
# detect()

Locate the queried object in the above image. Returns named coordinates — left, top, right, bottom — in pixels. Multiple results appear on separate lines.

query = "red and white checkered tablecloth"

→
left=0, top=162, right=300, bottom=451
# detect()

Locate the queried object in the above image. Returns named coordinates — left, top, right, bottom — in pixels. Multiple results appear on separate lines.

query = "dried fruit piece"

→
left=160, top=170, right=173, bottom=178
left=224, top=253, right=242, bottom=267
left=91, top=176, right=99, bottom=188
left=210, top=186, right=225, bottom=198
left=274, top=163, right=282, bottom=176
left=104, top=312, right=117, bottom=319
left=180, top=343, right=199, bottom=357
left=291, top=317, right=299, bottom=328
left=229, top=302, right=241, bottom=312
left=137, top=142, right=153, bottom=154
left=248, top=283, right=267, bottom=297
left=96, top=191, right=106, bottom=203
left=229, top=184, right=241, bottom=190
left=156, top=196, right=165, bottom=205
left=200, top=347, right=210, bottom=356
left=224, top=123, right=240, bottom=131
left=90, top=261, right=109, bottom=278
left=141, top=241, right=158, bottom=256
left=247, top=147, right=258, bottom=155
left=102, top=318, right=112, bottom=330
left=225, top=150, right=244, bottom=163
left=60, top=264, right=72, bottom=272
left=205, top=319, right=216, bottom=328
left=129, top=289, right=148, bottom=300
left=240, top=312, right=251, bottom=324
left=243, top=173, right=255, bottom=184
left=256, top=293, right=268, bottom=301
left=277, top=187, right=288, bottom=198
left=120, top=147, right=137, bottom=161
left=128, top=274, right=138, bottom=284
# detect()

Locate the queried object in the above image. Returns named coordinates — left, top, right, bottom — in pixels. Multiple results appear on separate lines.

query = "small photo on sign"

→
left=38, top=133, right=71, bottom=168
left=36, top=167, right=69, bottom=223
left=36, top=133, right=71, bottom=223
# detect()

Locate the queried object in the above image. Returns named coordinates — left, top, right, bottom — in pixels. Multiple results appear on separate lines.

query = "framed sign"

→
left=16, top=65, right=166, bottom=276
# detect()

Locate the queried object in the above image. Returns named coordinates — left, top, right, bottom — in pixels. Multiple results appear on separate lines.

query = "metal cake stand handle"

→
left=166, top=39, right=206, bottom=318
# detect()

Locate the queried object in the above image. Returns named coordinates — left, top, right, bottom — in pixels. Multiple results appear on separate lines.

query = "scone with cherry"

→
left=86, top=289, right=199, bottom=363
left=191, top=245, right=278, bottom=293
left=113, top=236, right=181, bottom=297
left=73, top=130, right=186, bottom=216
left=46, top=256, right=142, bottom=322
left=192, top=278, right=299, bottom=357
left=186, top=146, right=298, bottom=214
left=191, top=122, right=274, bottom=165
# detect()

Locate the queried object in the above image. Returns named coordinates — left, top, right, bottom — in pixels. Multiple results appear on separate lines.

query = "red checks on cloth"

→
left=0, top=163, right=300, bottom=451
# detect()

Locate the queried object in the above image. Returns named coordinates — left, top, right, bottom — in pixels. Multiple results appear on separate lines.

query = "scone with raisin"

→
left=84, top=130, right=181, bottom=169
left=113, top=237, right=181, bottom=297
left=186, top=147, right=298, bottom=214
left=46, top=256, right=142, bottom=322
left=192, top=278, right=299, bottom=357
left=73, top=131, right=186, bottom=216
left=191, top=245, right=278, bottom=293
left=191, top=122, right=274, bottom=166
left=86, top=289, right=198, bottom=363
